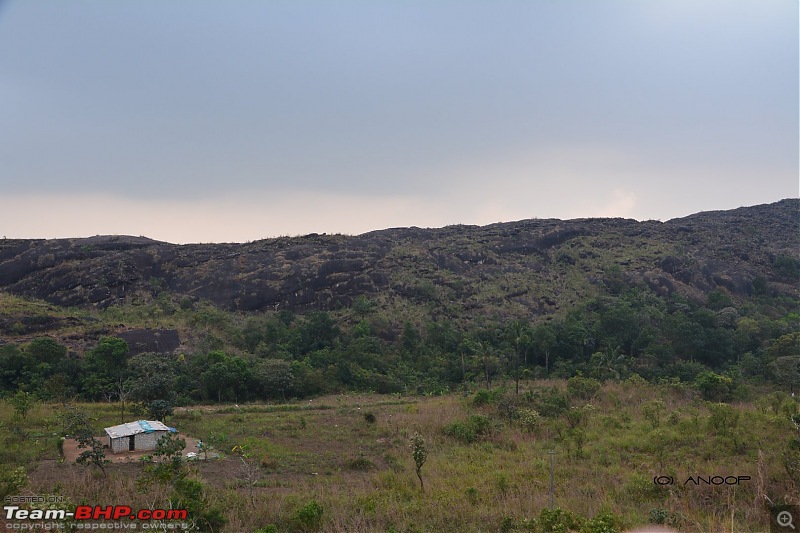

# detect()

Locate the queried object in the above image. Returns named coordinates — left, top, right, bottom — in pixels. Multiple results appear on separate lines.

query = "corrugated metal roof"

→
left=104, top=420, right=170, bottom=439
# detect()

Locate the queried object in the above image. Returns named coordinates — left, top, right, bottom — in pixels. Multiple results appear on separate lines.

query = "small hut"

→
left=104, top=420, right=172, bottom=454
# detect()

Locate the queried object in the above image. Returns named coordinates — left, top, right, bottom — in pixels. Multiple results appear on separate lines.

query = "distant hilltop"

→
left=0, top=199, right=797, bottom=322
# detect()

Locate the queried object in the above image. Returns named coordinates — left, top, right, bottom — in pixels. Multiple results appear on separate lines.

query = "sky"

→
left=0, top=1, right=797, bottom=244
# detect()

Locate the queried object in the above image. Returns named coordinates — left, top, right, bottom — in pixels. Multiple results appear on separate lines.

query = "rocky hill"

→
left=0, top=199, right=797, bottom=327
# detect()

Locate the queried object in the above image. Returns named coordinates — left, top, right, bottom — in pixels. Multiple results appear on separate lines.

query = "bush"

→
left=518, top=408, right=541, bottom=432
left=499, top=516, right=515, bottom=533
left=567, top=376, right=601, bottom=401
left=260, top=455, right=278, bottom=469
left=291, top=500, right=324, bottom=532
left=363, top=412, right=376, bottom=424
left=443, top=421, right=474, bottom=443
left=642, top=400, right=666, bottom=428
left=497, top=393, right=525, bottom=420
left=538, top=507, right=582, bottom=533
left=346, top=453, right=375, bottom=471
left=443, top=415, right=494, bottom=444
left=649, top=508, right=669, bottom=525
left=695, top=371, right=733, bottom=402
left=625, top=473, right=666, bottom=504
left=0, top=467, right=28, bottom=501
left=582, top=510, right=623, bottom=533
left=527, top=387, right=570, bottom=418
left=707, top=403, right=740, bottom=436
left=473, top=388, right=504, bottom=407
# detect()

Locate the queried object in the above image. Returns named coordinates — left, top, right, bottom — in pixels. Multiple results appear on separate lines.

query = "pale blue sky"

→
left=0, top=1, right=797, bottom=243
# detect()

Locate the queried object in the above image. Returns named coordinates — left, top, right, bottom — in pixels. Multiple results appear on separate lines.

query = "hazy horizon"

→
left=2, top=197, right=794, bottom=246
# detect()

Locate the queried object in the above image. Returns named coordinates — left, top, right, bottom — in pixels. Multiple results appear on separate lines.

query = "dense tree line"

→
left=1, top=288, right=798, bottom=406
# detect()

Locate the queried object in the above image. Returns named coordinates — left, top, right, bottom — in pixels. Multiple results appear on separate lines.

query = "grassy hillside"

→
left=2, top=381, right=799, bottom=532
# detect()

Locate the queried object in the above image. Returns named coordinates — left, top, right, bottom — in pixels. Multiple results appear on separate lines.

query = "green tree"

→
left=769, top=332, right=800, bottom=359
left=81, top=337, right=129, bottom=400
left=9, top=390, right=33, bottom=420
left=401, top=322, right=423, bottom=356
left=533, top=323, right=557, bottom=373
left=410, top=432, right=428, bottom=492
left=148, top=399, right=174, bottom=422
left=254, top=359, right=294, bottom=400
left=75, top=432, right=109, bottom=477
left=26, top=337, right=67, bottom=365
left=294, top=312, right=339, bottom=355
left=507, top=321, right=532, bottom=395
left=126, top=352, right=179, bottom=404
left=695, top=371, right=733, bottom=402
left=68, top=412, right=108, bottom=477
left=589, top=347, right=629, bottom=381
left=0, top=344, right=31, bottom=392
left=770, top=356, right=800, bottom=395
left=199, top=351, right=252, bottom=402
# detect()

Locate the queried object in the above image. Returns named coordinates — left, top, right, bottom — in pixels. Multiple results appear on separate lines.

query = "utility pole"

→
left=549, top=449, right=555, bottom=510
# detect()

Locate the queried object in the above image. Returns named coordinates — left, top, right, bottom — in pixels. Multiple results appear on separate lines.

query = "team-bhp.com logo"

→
left=4, top=504, right=188, bottom=521
left=653, top=475, right=751, bottom=486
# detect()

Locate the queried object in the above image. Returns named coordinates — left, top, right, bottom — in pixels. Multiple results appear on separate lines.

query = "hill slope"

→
left=0, top=200, right=796, bottom=324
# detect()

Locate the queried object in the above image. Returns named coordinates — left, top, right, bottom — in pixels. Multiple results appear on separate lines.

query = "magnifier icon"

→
left=778, top=511, right=796, bottom=529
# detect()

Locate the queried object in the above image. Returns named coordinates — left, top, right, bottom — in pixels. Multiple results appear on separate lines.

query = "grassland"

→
left=1, top=378, right=797, bottom=532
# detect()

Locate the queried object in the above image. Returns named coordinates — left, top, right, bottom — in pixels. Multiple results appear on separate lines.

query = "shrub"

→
left=346, top=453, right=375, bottom=471
left=695, top=371, right=733, bottom=402
left=497, top=394, right=525, bottom=420
left=582, top=510, right=623, bottom=533
left=527, top=387, right=570, bottom=418
left=260, top=455, right=278, bottom=469
left=363, top=411, right=376, bottom=424
left=707, top=403, right=740, bottom=436
left=566, top=405, right=593, bottom=429
left=642, top=400, right=666, bottom=428
left=291, top=500, right=324, bottom=532
left=499, top=516, right=515, bottom=533
left=473, top=388, right=504, bottom=407
left=443, top=421, right=475, bottom=443
left=649, top=508, right=669, bottom=525
left=625, top=473, right=666, bottom=503
left=538, top=508, right=582, bottom=533
left=518, top=408, right=541, bottom=432
left=443, top=415, right=494, bottom=444
left=0, top=467, right=28, bottom=501
left=567, top=376, right=601, bottom=401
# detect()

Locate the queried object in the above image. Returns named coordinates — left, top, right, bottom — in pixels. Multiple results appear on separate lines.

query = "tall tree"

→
left=507, top=321, right=532, bottom=394
left=533, top=323, right=557, bottom=374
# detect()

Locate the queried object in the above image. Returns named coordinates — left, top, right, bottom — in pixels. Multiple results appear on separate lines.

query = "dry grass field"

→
left=2, top=380, right=798, bottom=532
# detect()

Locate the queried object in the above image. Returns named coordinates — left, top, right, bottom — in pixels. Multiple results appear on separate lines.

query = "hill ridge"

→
left=0, top=199, right=797, bottom=319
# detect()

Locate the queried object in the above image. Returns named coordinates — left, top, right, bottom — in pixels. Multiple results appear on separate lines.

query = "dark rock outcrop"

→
left=115, top=329, right=181, bottom=355
left=0, top=200, right=796, bottom=317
